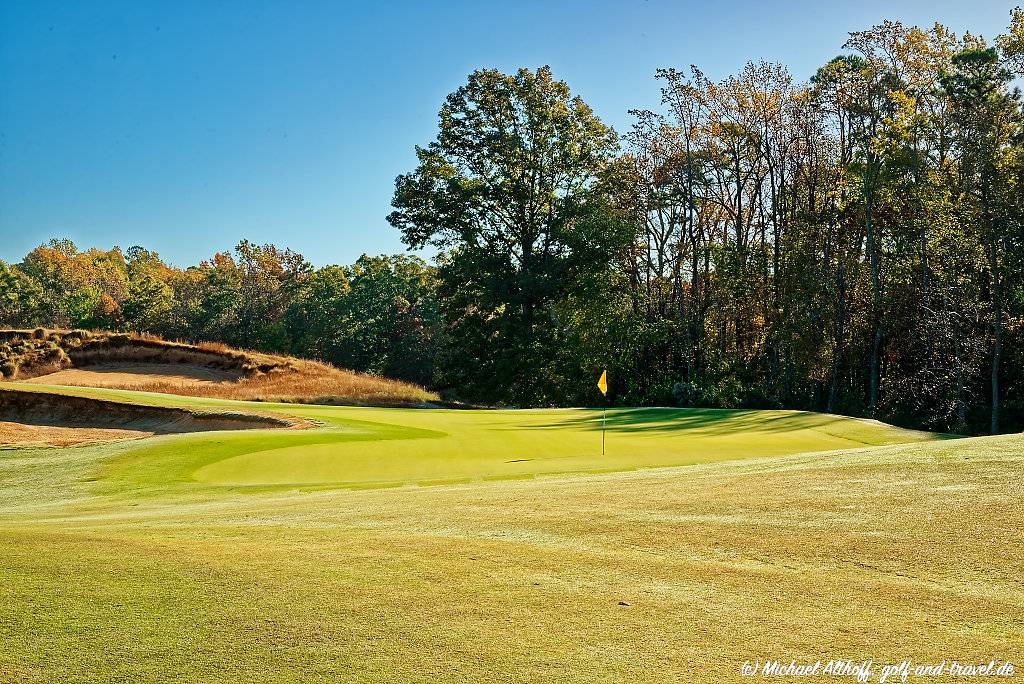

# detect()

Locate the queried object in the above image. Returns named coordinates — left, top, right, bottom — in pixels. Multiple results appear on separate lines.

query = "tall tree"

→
left=941, top=45, right=1022, bottom=433
left=388, top=66, right=622, bottom=404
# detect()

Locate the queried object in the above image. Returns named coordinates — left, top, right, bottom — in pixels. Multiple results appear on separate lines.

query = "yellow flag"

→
left=597, top=369, right=608, bottom=396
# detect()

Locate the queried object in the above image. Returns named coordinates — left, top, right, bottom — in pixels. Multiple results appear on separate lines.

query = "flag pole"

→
left=602, top=405, right=606, bottom=455
left=597, top=369, right=608, bottom=456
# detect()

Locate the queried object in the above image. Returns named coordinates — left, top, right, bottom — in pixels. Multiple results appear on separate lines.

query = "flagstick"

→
left=597, top=369, right=608, bottom=455
left=602, top=406, right=606, bottom=455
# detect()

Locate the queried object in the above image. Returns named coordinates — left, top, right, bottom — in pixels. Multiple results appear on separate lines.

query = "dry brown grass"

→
left=77, top=359, right=438, bottom=406
left=3, top=328, right=439, bottom=406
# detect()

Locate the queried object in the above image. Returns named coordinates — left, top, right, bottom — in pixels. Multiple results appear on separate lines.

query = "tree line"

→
left=3, top=13, right=1023, bottom=434
left=0, top=241, right=439, bottom=387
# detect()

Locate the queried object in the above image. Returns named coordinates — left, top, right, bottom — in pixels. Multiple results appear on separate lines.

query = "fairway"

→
left=5, top=383, right=1016, bottom=684
left=0, top=385, right=1020, bottom=682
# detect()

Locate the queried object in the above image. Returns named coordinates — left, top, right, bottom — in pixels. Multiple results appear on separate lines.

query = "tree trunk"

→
left=828, top=259, right=847, bottom=414
left=989, top=237, right=1002, bottom=434
left=865, top=187, right=882, bottom=415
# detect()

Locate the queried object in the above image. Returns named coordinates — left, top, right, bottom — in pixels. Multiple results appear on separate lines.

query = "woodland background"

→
left=3, top=14, right=1024, bottom=434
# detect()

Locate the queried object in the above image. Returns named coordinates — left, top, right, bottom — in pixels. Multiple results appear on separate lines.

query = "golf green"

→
left=6, top=383, right=941, bottom=492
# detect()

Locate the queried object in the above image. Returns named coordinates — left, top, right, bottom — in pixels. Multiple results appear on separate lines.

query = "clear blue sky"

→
left=0, top=0, right=1017, bottom=267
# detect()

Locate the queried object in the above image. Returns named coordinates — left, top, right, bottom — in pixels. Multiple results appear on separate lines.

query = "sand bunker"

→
left=0, top=421, right=152, bottom=447
left=0, top=388, right=299, bottom=447
left=23, top=362, right=240, bottom=389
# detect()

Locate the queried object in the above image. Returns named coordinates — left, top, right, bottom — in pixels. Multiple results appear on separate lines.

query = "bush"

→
left=672, top=382, right=702, bottom=407
left=0, top=360, right=19, bottom=379
left=672, top=377, right=744, bottom=409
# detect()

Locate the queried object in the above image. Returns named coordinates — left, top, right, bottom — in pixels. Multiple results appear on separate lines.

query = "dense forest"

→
left=3, top=14, right=1023, bottom=434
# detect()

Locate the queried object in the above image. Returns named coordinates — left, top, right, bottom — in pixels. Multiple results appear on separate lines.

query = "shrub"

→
left=673, top=378, right=744, bottom=409
left=1, top=360, right=19, bottom=379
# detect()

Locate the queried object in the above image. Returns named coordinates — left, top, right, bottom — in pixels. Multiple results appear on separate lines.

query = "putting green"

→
left=6, top=383, right=942, bottom=491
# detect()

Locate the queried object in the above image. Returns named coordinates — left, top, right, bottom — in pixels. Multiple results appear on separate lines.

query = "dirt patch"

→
left=0, top=388, right=304, bottom=447
left=24, top=363, right=241, bottom=389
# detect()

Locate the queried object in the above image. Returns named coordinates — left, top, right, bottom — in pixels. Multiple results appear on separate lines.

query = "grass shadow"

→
left=508, top=407, right=854, bottom=436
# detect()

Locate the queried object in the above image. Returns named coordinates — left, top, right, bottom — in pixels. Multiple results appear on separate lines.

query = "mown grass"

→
left=0, top=385, right=1018, bottom=682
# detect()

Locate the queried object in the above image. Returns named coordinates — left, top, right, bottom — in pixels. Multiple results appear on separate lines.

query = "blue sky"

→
left=0, top=0, right=1017, bottom=267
